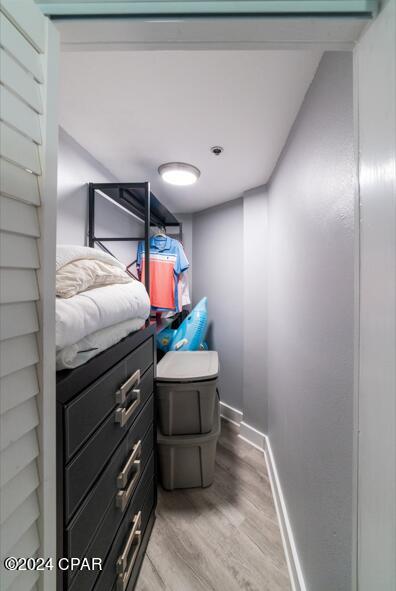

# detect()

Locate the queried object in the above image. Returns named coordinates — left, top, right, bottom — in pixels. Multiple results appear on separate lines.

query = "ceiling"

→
left=60, top=49, right=322, bottom=213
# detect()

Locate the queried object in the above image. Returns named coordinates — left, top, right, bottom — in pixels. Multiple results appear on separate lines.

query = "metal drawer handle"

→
left=116, top=369, right=141, bottom=404
left=116, top=512, right=142, bottom=591
left=115, top=459, right=141, bottom=512
left=117, top=440, right=142, bottom=489
left=115, top=389, right=141, bottom=428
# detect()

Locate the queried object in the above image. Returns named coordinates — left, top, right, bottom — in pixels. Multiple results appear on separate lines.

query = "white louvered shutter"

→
left=0, top=2, right=58, bottom=590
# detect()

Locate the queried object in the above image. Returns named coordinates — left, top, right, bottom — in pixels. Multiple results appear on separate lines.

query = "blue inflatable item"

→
left=170, top=297, right=208, bottom=351
left=156, top=325, right=175, bottom=353
left=156, top=297, right=208, bottom=352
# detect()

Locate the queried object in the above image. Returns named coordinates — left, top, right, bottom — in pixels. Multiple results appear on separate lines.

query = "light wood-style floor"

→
left=137, top=419, right=291, bottom=591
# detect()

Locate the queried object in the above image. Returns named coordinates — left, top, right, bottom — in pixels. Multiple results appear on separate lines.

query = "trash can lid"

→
left=156, top=351, right=219, bottom=382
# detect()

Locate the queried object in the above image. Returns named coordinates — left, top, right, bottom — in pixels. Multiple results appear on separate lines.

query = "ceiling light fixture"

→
left=158, top=162, right=200, bottom=186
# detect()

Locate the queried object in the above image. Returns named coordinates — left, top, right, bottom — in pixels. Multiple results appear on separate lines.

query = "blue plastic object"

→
left=156, top=297, right=208, bottom=352
left=156, top=325, right=176, bottom=353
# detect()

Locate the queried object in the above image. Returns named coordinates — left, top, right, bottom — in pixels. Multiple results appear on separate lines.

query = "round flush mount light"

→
left=158, top=162, right=200, bottom=186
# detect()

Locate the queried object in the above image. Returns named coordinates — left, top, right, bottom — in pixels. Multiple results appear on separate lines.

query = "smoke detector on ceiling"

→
left=210, top=146, right=224, bottom=156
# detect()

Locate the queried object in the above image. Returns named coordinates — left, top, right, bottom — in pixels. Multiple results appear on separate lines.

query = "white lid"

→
left=156, top=351, right=219, bottom=382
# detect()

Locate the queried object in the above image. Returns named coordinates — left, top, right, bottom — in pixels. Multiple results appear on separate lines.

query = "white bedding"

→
left=56, top=244, right=125, bottom=272
left=56, top=258, right=132, bottom=298
left=56, top=317, right=146, bottom=370
left=56, top=281, right=150, bottom=350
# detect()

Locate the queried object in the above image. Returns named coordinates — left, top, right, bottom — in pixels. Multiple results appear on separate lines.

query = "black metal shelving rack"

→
left=88, top=182, right=182, bottom=298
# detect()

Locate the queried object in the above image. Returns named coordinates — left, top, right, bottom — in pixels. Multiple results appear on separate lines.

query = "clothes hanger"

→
left=152, top=224, right=167, bottom=238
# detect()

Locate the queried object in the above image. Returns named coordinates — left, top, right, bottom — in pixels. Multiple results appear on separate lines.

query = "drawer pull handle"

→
left=116, top=511, right=142, bottom=591
left=116, top=369, right=141, bottom=404
left=117, top=440, right=142, bottom=489
left=115, top=460, right=141, bottom=511
left=115, top=389, right=141, bottom=428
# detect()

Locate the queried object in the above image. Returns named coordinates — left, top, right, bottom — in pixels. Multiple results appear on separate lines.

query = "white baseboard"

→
left=220, top=402, right=265, bottom=450
left=240, top=421, right=266, bottom=451
left=219, top=401, right=243, bottom=427
left=219, top=400, right=306, bottom=591
left=263, top=435, right=307, bottom=591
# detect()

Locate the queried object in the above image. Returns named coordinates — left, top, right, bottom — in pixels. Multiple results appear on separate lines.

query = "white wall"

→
left=355, top=0, right=396, bottom=587
left=57, top=127, right=143, bottom=265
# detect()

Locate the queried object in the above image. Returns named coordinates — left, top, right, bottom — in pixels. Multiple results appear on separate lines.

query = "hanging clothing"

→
left=137, top=235, right=189, bottom=312
left=178, top=272, right=191, bottom=309
left=164, top=271, right=191, bottom=319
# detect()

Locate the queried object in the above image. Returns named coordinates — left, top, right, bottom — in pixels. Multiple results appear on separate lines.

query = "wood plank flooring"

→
left=137, top=420, right=291, bottom=591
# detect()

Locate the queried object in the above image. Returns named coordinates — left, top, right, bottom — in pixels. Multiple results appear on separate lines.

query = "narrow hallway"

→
left=137, top=420, right=290, bottom=591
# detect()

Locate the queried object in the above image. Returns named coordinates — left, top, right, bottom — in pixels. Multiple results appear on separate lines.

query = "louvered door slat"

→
left=0, top=158, right=40, bottom=206
left=0, top=430, right=39, bottom=488
left=0, top=269, right=39, bottom=304
left=0, top=50, right=43, bottom=114
left=0, top=123, right=41, bottom=175
left=1, top=492, right=40, bottom=556
left=0, top=302, right=39, bottom=341
left=0, top=14, right=44, bottom=83
left=0, top=86, right=42, bottom=144
left=8, top=569, right=40, bottom=591
left=0, top=398, right=39, bottom=452
left=0, top=366, right=39, bottom=415
left=0, top=462, right=39, bottom=524
left=0, top=195, right=40, bottom=237
left=0, top=0, right=45, bottom=52
left=0, top=232, right=40, bottom=269
left=1, top=524, right=40, bottom=590
left=0, top=334, right=39, bottom=379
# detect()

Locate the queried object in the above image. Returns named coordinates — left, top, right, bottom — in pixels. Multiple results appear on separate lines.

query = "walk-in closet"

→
left=1, top=2, right=394, bottom=591
left=54, top=34, right=356, bottom=591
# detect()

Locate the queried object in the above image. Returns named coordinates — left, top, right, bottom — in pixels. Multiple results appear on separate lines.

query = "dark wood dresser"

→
left=56, top=325, right=156, bottom=591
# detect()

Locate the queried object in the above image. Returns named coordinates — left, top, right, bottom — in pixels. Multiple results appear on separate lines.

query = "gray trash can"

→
left=156, top=351, right=219, bottom=436
left=157, top=399, right=220, bottom=490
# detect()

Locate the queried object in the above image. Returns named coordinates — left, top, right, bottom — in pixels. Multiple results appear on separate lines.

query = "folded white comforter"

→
left=56, top=244, right=125, bottom=272
left=56, top=317, right=146, bottom=370
left=56, top=281, right=150, bottom=350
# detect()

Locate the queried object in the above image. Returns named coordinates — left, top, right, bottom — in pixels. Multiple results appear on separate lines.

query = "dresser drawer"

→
left=95, top=474, right=155, bottom=591
left=65, top=338, right=153, bottom=461
left=65, top=367, right=154, bottom=520
left=67, top=396, right=154, bottom=562
left=70, top=454, right=155, bottom=591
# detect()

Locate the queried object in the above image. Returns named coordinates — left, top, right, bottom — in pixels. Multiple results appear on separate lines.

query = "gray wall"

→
left=242, top=185, right=268, bottom=432
left=193, top=198, right=244, bottom=411
left=57, top=127, right=143, bottom=265
left=266, top=52, right=355, bottom=590
left=192, top=51, right=355, bottom=591
left=174, top=213, right=193, bottom=293
left=192, top=186, right=269, bottom=430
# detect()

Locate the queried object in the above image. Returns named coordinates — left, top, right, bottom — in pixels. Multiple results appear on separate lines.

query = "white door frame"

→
left=53, top=14, right=370, bottom=52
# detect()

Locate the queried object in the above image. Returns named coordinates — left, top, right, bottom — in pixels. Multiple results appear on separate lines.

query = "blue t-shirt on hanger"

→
left=137, top=235, right=189, bottom=312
